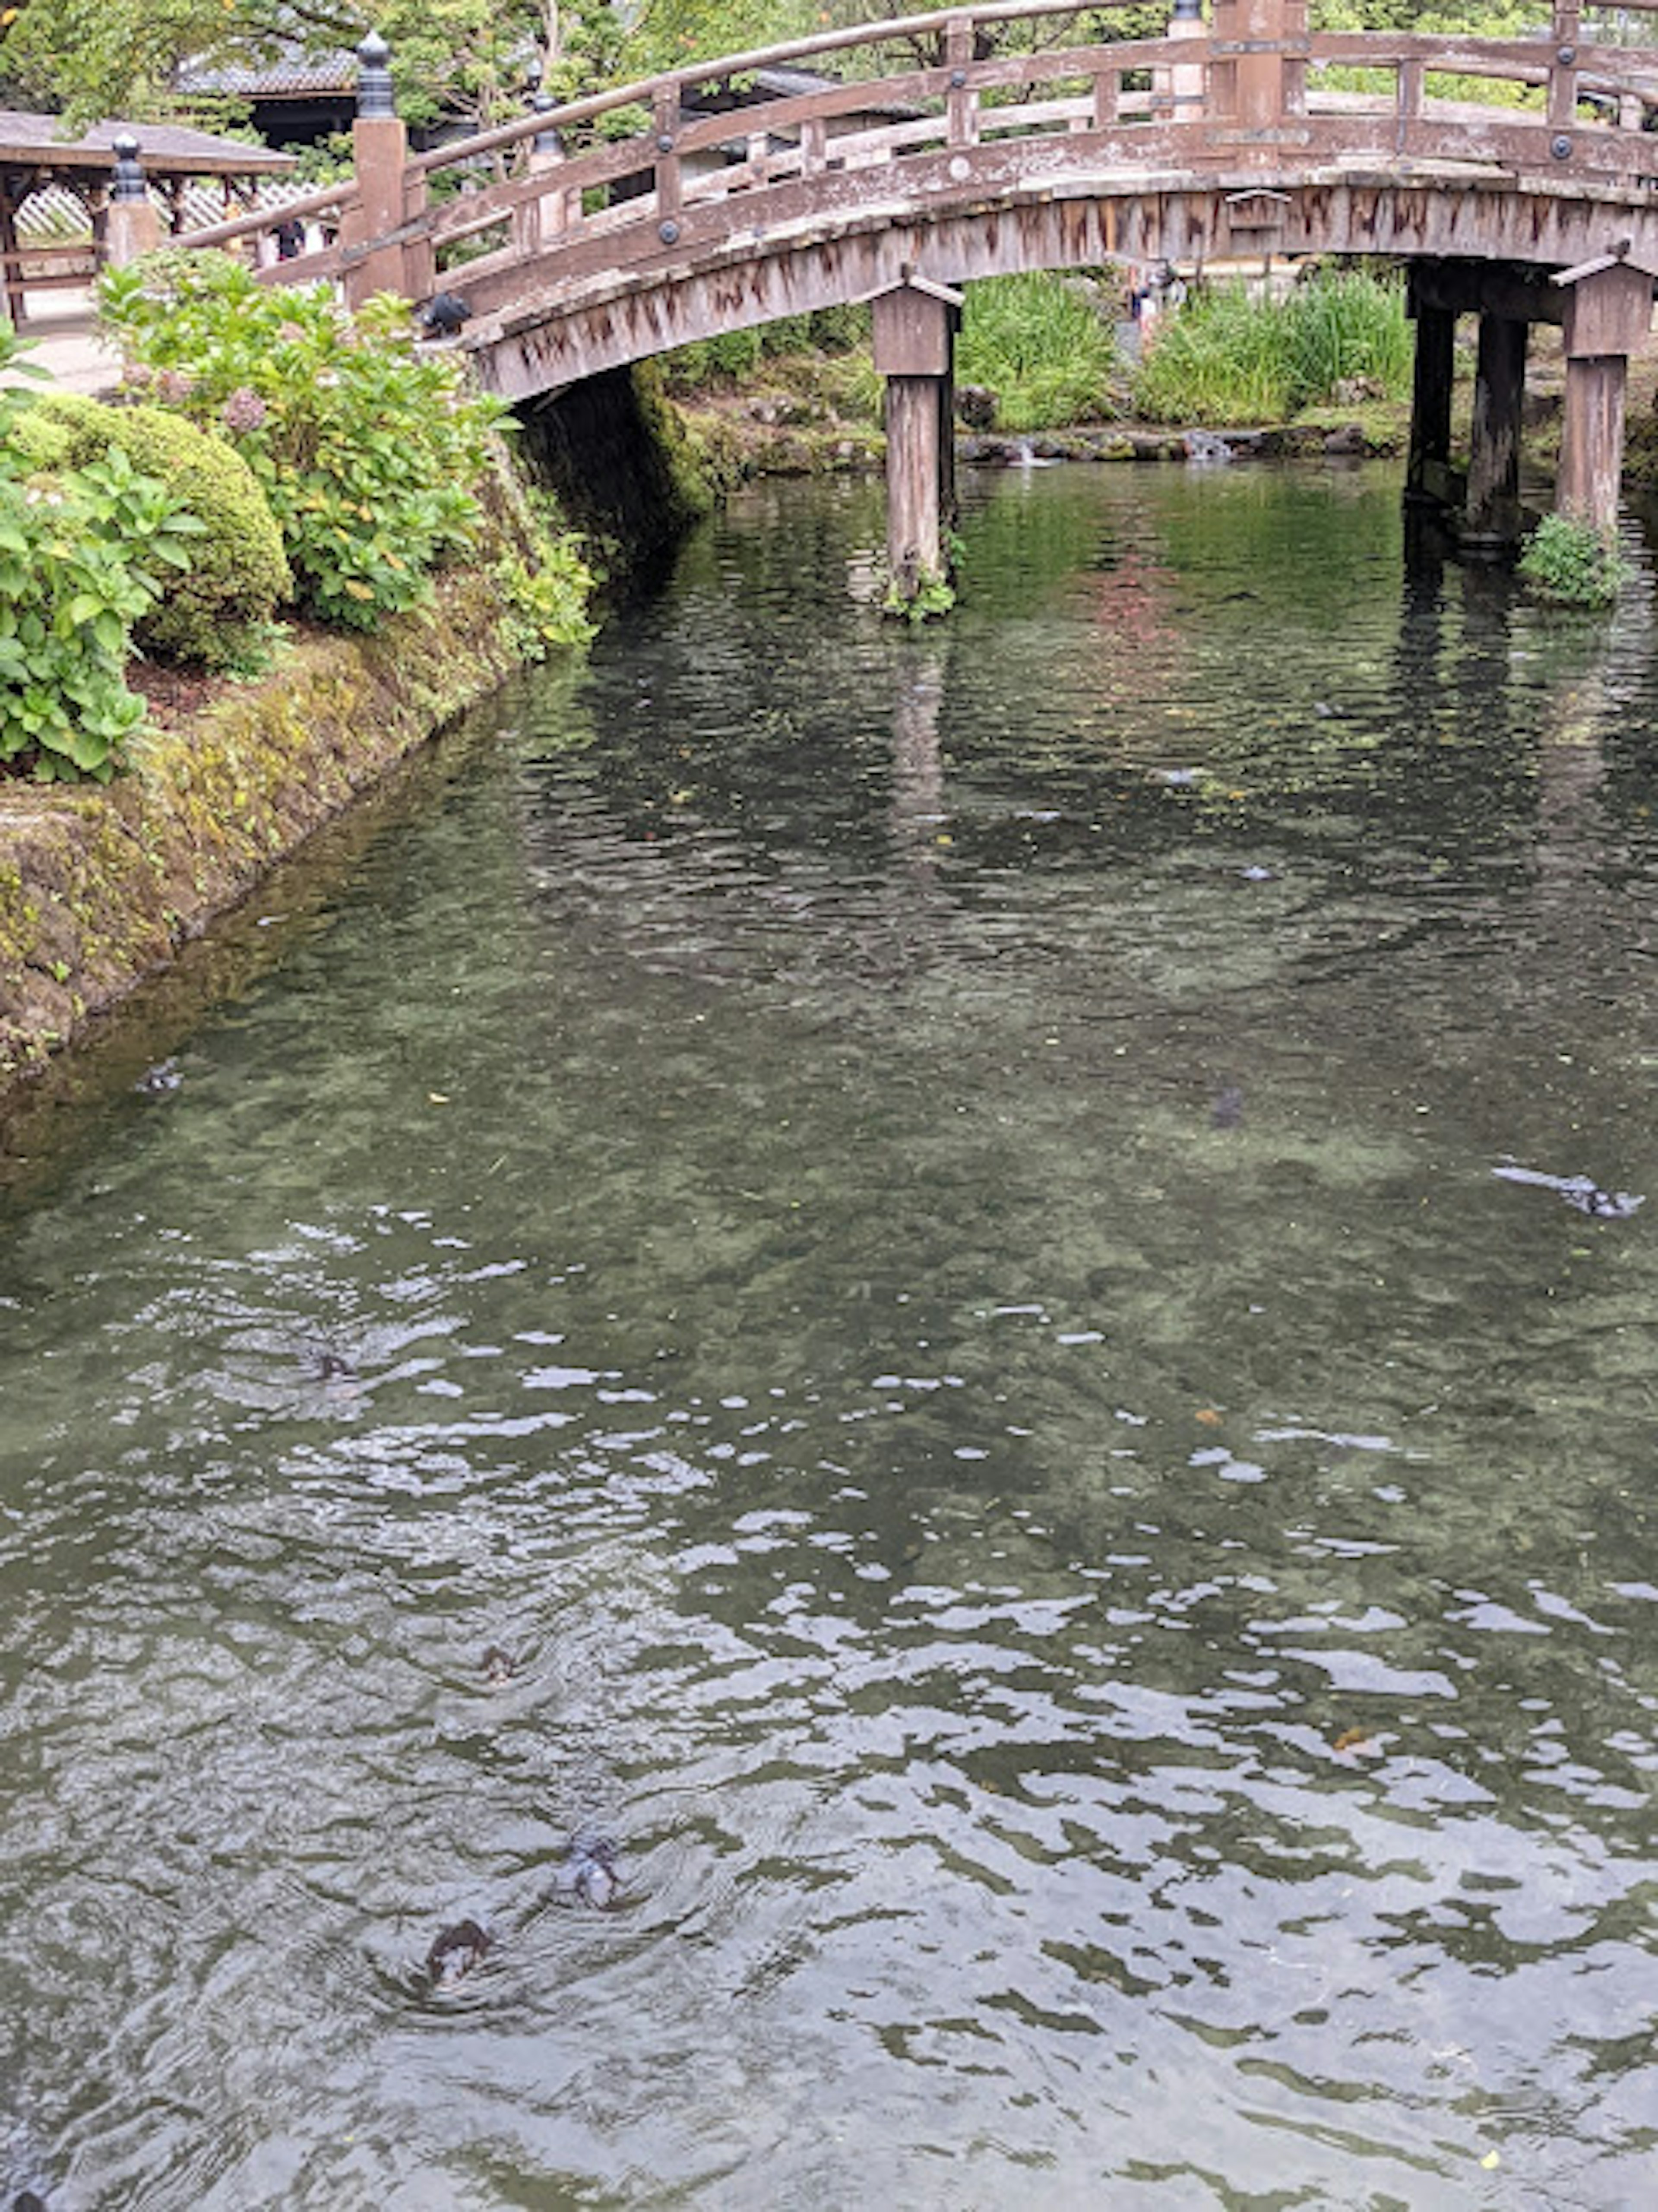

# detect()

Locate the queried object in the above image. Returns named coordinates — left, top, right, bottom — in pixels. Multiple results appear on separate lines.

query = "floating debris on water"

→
left=134, top=1060, right=180, bottom=1097
left=1492, top=1161, right=1645, bottom=1220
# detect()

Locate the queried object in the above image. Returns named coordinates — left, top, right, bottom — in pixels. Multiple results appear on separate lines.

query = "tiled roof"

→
left=177, top=52, right=356, bottom=98
left=0, top=108, right=296, bottom=173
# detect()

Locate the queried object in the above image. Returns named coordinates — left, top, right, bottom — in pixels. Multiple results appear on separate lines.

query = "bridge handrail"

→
left=402, top=0, right=1162, bottom=180
left=167, top=4, right=1658, bottom=276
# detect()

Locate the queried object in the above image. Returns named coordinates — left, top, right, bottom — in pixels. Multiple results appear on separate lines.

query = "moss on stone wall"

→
left=0, top=565, right=527, bottom=1090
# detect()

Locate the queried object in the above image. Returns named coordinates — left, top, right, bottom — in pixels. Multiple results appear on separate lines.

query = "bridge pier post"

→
left=1405, top=285, right=1457, bottom=512
left=1556, top=256, right=1655, bottom=538
left=1462, top=312, right=1529, bottom=555
left=873, top=278, right=964, bottom=608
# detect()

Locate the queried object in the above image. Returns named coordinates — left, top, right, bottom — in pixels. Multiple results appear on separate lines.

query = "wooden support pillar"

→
left=1558, top=357, right=1629, bottom=535
left=1462, top=311, right=1528, bottom=553
left=1405, top=294, right=1456, bottom=509
left=885, top=377, right=944, bottom=601
left=1556, top=253, right=1655, bottom=536
left=0, top=178, right=25, bottom=326
left=872, top=277, right=963, bottom=608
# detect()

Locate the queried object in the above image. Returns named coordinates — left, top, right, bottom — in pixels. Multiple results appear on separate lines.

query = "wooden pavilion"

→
left=1, top=112, right=295, bottom=322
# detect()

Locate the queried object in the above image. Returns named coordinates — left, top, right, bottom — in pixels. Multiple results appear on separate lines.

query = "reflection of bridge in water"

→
left=128, top=1, right=1658, bottom=597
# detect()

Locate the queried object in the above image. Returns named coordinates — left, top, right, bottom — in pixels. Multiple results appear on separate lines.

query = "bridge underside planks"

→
left=468, top=172, right=1658, bottom=403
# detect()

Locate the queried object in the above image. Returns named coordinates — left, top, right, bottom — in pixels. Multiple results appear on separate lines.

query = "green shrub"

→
left=1517, top=513, right=1633, bottom=607
left=30, top=392, right=291, bottom=668
left=956, top=272, right=1117, bottom=431
left=98, top=251, right=511, bottom=631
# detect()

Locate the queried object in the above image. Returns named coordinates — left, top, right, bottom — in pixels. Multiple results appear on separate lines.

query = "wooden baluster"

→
left=1093, top=69, right=1121, bottom=130
left=946, top=15, right=978, bottom=147
left=801, top=115, right=826, bottom=175
left=1281, top=0, right=1307, bottom=118
left=655, top=87, right=682, bottom=234
left=1397, top=55, right=1424, bottom=149
left=1550, top=3, right=1581, bottom=137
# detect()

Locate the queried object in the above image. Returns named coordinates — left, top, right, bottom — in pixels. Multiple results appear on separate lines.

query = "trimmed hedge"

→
left=25, top=392, right=292, bottom=668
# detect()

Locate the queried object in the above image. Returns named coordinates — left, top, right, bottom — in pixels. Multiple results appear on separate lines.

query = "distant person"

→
left=274, top=216, right=304, bottom=261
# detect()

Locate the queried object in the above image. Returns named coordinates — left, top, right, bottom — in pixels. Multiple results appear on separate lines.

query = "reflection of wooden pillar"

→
left=1462, top=311, right=1528, bottom=552
left=1405, top=294, right=1456, bottom=508
left=873, top=278, right=963, bottom=605
left=1557, top=255, right=1654, bottom=535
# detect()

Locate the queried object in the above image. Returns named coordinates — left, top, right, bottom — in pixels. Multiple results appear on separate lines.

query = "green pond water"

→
left=4, top=459, right=1658, bottom=2207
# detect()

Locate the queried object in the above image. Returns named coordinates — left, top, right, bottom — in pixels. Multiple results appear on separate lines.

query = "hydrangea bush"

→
left=98, top=252, right=514, bottom=630
left=0, top=320, right=199, bottom=781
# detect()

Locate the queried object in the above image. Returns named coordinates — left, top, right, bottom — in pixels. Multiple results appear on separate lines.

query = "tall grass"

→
left=1133, top=270, right=1414, bottom=425
left=956, top=272, right=1117, bottom=432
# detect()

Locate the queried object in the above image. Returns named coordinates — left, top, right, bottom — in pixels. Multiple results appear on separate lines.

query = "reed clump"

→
left=1132, top=270, right=1414, bottom=426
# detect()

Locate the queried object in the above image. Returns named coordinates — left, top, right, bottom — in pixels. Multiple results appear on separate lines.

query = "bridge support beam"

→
left=1462, top=312, right=1528, bottom=556
left=873, top=278, right=963, bottom=609
left=1405, top=293, right=1457, bottom=512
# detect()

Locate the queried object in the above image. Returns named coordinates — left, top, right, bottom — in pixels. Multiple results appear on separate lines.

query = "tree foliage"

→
left=0, top=0, right=1617, bottom=139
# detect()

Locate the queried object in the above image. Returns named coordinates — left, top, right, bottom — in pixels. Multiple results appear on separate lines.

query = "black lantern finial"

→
left=111, top=133, right=147, bottom=203
left=357, top=32, right=395, bottom=119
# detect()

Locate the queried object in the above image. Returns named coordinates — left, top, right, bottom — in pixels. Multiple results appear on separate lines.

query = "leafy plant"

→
left=0, top=440, right=201, bottom=782
left=98, top=251, right=512, bottom=630
left=25, top=392, right=292, bottom=668
left=1517, top=513, right=1633, bottom=607
left=494, top=535, right=598, bottom=658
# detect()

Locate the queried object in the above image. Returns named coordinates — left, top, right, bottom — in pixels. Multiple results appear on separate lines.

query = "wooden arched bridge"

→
left=114, top=0, right=1658, bottom=595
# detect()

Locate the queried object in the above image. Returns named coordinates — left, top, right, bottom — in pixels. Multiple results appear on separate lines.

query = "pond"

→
left=4, top=459, right=1658, bottom=2206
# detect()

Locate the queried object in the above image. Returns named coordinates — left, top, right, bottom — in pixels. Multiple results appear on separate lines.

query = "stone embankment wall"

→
left=0, top=566, right=525, bottom=1092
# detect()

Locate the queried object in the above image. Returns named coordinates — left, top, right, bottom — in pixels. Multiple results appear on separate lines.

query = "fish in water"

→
left=134, top=1059, right=180, bottom=1097
left=426, top=1918, right=491, bottom=1986
left=1211, top=1084, right=1245, bottom=1131
left=480, top=1645, right=516, bottom=1687
left=562, top=1836, right=622, bottom=1910
left=1491, top=1161, right=1645, bottom=1220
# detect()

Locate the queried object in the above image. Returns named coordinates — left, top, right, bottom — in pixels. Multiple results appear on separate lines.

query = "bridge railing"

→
left=166, top=2, right=1658, bottom=318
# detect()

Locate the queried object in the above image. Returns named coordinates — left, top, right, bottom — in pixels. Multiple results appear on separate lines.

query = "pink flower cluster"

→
left=221, top=387, right=268, bottom=433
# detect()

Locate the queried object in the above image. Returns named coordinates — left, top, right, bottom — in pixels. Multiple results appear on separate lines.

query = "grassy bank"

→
left=662, top=268, right=1420, bottom=471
